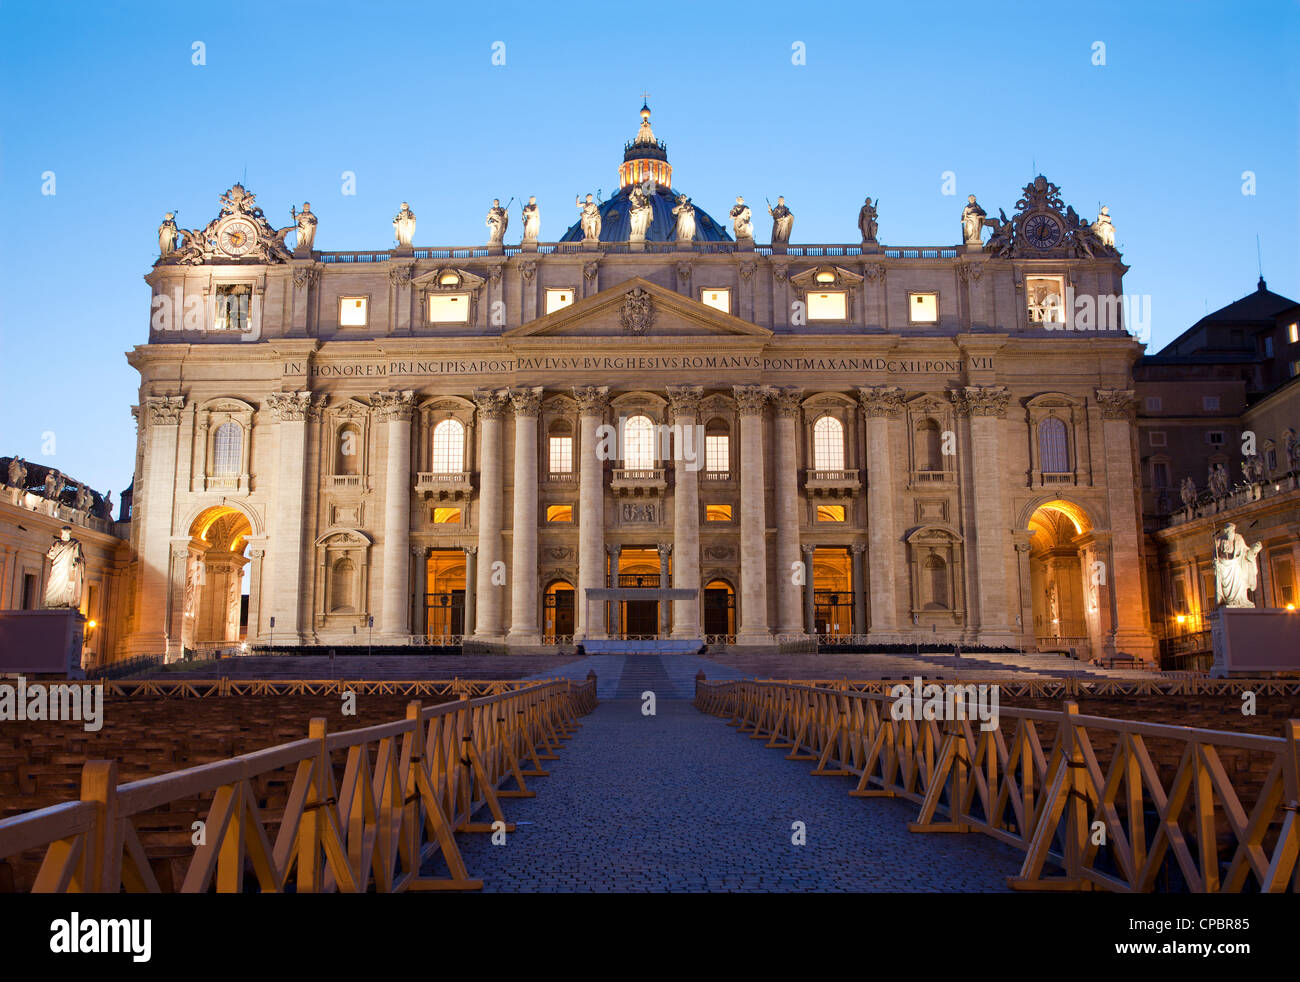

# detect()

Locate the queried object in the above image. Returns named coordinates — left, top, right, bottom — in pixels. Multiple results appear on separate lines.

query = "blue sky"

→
left=1, top=0, right=1297, bottom=497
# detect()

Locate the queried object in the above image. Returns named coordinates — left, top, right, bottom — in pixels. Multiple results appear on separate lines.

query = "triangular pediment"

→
left=504, top=276, right=771, bottom=339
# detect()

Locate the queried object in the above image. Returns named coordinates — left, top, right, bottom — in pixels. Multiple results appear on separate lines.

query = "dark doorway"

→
left=624, top=599, right=658, bottom=636
left=704, top=584, right=735, bottom=639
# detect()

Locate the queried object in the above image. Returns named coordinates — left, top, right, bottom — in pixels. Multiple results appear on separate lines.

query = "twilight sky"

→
left=1, top=0, right=1296, bottom=496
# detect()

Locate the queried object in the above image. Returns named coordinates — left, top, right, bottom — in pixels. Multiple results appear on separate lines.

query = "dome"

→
left=560, top=184, right=732, bottom=243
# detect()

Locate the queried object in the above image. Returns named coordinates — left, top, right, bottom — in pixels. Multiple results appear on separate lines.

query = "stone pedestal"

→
left=0, top=609, right=85, bottom=677
left=1209, top=608, right=1300, bottom=676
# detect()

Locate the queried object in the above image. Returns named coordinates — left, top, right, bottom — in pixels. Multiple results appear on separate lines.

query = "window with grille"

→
left=1038, top=417, right=1069, bottom=472
left=214, top=284, right=251, bottom=332
left=705, top=436, right=729, bottom=472
left=813, top=416, right=844, bottom=470
left=431, top=419, right=465, bottom=474
left=549, top=436, right=573, bottom=473
left=916, top=418, right=942, bottom=470
left=623, top=415, right=655, bottom=470
left=213, top=423, right=241, bottom=475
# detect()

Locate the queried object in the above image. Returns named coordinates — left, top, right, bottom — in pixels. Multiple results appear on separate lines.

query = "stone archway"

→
left=183, top=505, right=253, bottom=652
left=1025, top=498, right=1101, bottom=660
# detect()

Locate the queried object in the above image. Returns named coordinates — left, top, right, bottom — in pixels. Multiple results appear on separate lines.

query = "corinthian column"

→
left=772, top=388, right=804, bottom=635
left=859, top=386, right=904, bottom=639
left=473, top=390, right=509, bottom=640
left=126, top=396, right=184, bottom=659
left=506, top=387, right=543, bottom=645
left=734, top=385, right=771, bottom=644
left=667, top=384, right=703, bottom=639
left=373, top=390, right=414, bottom=639
left=950, top=385, right=1014, bottom=645
left=573, top=386, right=609, bottom=640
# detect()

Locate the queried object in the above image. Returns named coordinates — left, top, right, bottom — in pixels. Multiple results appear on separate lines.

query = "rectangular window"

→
left=1289, top=323, right=1298, bottom=344
left=1153, top=462, right=1169, bottom=488
left=908, top=292, right=938, bottom=324
left=808, top=291, right=847, bottom=321
left=428, top=294, right=470, bottom=323
left=1263, top=336, right=1274, bottom=357
left=339, top=296, right=368, bottom=327
left=1207, top=431, right=1225, bottom=446
left=706, top=504, right=732, bottom=522
left=1291, top=359, right=1300, bottom=378
left=549, top=436, right=573, bottom=474
left=1149, top=431, right=1167, bottom=447
left=22, top=573, right=36, bottom=610
left=1202, top=395, right=1220, bottom=411
left=1144, top=396, right=1162, bottom=412
left=816, top=504, right=846, bottom=522
left=545, top=289, right=575, bottom=314
left=1272, top=556, right=1295, bottom=607
left=700, top=289, right=730, bottom=314
left=705, top=435, right=729, bottom=473
left=432, top=507, right=461, bottom=524
left=546, top=505, right=573, bottom=523
left=1025, top=276, right=1066, bottom=325
left=214, top=284, right=251, bottom=332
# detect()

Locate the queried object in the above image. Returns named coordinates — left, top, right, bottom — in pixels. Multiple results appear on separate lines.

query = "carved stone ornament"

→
left=472, top=389, right=510, bottom=420
left=772, top=388, right=805, bottom=418
left=665, top=384, right=703, bottom=419
left=145, top=395, right=186, bottom=425
left=519, top=260, right=537, bottom=283
left=862, top=263, right=886, bottom=282
left=949, top=385, right=1010, bottom=418
left=268, top=390, right=327, bottom=422
left=738, top=262, right=756, bottom=281
left=509, top=386, right=544, bottom=417
left=704, top=544, right=735, bottom=560
left=572, top=386, right=610, bottom=416
left=583, top=261, right=599, bottom=282
left=733, top=385, right=772, bottom=416
left=545, top=546, right=574, bottom=561
left=1095, top=388, right=1138, bottom=420
left=620, top=287, right=655, bottom=336
left=857, top=386, right=904, bottom=419
left=370, top=390, right=415, bottom=422
left=388, top=265, right=413, bottom=288
left=622, top=502, right=656, bottom=523
left=162, top=184, right=295, bottom=266
left=676, top=262, right=692, bottom=283
left=292, top=266, right=321, bottom=289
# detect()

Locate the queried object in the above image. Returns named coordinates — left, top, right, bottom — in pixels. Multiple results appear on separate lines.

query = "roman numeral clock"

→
left=1022, top=212, right=1063, bottom=250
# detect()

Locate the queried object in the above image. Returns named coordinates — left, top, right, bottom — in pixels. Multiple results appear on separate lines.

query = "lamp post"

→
left=368, top=614, right=374, bottom=657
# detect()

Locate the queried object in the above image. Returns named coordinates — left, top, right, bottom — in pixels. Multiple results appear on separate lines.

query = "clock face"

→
left=218, top=217, right=258, bottom=257
left=1023, top=214, right=1063, bottom=249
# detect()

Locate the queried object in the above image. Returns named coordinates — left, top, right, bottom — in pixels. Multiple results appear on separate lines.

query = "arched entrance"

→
left=1026, top=499, right=1100, bottom=659
left=616, top=547, right=665, bottom=638
left=543, top=579, right=575, bottom=642
left=812, top=547, right=853, bottom=637
left=703, top=579, right=735, bottom=641
left=425, top=549, right=466, bottom=641
left=183, top=505, right=252, bottom=652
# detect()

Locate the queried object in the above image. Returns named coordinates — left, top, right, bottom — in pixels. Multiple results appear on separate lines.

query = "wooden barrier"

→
left=0, top=678, right=596, bottom=893
left=94, top=678, right=553, bottom=700
left=719, top=677, right=1300, bottom=699
left=696, top=679, right=1299, bottom=893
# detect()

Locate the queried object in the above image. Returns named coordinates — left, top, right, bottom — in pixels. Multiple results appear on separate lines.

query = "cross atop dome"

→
left=621, top=100, right=671, bottom=189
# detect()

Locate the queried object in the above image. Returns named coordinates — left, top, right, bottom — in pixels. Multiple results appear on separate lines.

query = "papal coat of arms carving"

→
left=619, top=287, right=655, bottom=336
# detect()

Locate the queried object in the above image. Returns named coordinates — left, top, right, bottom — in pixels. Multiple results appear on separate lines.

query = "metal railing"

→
left=695, top=679, right=1300, bottom=892
left=313, top=242, right=964, bottom=263
left=0, top=678, right=596, bottom=892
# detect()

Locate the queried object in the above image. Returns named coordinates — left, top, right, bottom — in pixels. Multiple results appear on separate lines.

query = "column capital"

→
left=850, top=542, right=868, bottom=555
left=948, top=384, right=1009, bottom=418
left=1095, top=387, right=1138, bottom=420
left=509, top=386, right=544, bottom=417
left=463, top=544, right=478, bottom=556
left=800, top=543, right=816, bottom=558
left=472, top=389, right=510, bottom=420
left=772, top=388, right=804, bottom=418
left=666, top=384, right=704, bottom=419
left=605, top=543, right=622, bottom=558
left=144, top=394, right=186, bottom=426
left=267, top=390, right=327, bottom=422
left=370, top=390, right=415, bottom=422
left=657, top=542, right=673, bottom=558
left=572, top=385, right=610, bottom=416
left=733, top=384, right=772, bottom=416
left=857, top=385, right=904, bottom=419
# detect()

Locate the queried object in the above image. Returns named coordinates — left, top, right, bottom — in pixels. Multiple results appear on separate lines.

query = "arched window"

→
left=623, top=415, right=655, bottom=470
left=813, top=415, right=845, bottom=471
left=924, top=554, right=948, bottom=609
left=432, top=419, right=465, bottom=474
left=336, top=424, right=360, bottom=475
left=1039, top=417, right=1070, bottom=473
left=330, top=557, right=356, bottom=612
left=705, top=418, right=730, bottom=474
left=213, top=423, right=241, bottom=476
left=548, top=419, right=573, bottom=474
left=916, top=418, right=942, bottom=471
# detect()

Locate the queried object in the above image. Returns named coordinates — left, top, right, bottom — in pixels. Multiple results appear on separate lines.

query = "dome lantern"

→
left=620, top=101, right=671, bottom=190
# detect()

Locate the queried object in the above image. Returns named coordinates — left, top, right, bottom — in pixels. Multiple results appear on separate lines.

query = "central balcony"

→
left=415, top=471, right=474, bottom=500
left=803, top=468, right=861, bottom=498
left=611, top=468, right=667, bottom=497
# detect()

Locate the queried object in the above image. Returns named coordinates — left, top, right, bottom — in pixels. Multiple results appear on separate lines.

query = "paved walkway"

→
left=435, top=698, right=1024, bottom=892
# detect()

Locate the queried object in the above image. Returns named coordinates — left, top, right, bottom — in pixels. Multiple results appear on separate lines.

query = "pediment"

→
left=504, top=276, right=770, bottom=339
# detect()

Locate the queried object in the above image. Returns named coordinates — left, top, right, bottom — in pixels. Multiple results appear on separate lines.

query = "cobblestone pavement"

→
left=438, top=698, right=1025, bottom=892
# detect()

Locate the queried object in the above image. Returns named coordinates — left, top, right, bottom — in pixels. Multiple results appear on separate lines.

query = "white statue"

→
left=101, top=490, right=113, bottom=521
left=393, top=202, right=417, bottom=247
left=6, top=456, right=26, bottom=488
left=961, top=195, right=986, bottom=245
left=44, top=527, right=84, bottom=609
left=1047, top=582, right=1060, bottom=626
left=730, top=196, right=753, bottom=239
left=158, top=212, right=180, bottom=256
left=575, top=194, right=601, bottom=240
left=628, top=186, right=653, bottom=242
left=768, top=196, right=793, bottom=243
left=1213, top=522, right=1263, bottom=608
left=1092, top=206, right=1115, bottom=249
left=521, top=196, right=540, bottom=242
left=290, top=202, right=316, bottom=251
left=671, top=194, right=696, bottom=243
left=858, top=197, right=879, bottom=243
left=485, top=198, right=508, bottom=244
left=1179, top=476, right=1197, bottom=509
left=1284, top=427, right=1299, bottom=472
